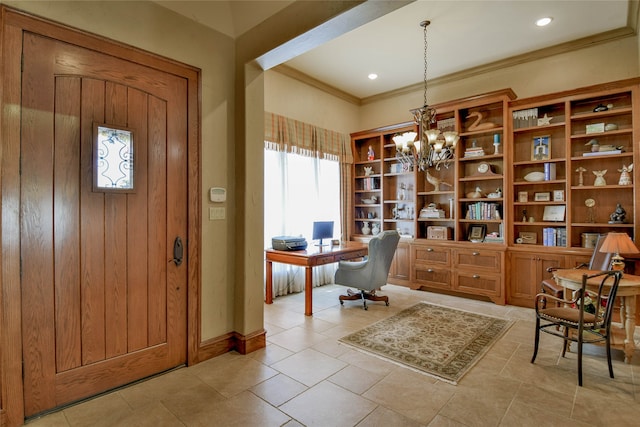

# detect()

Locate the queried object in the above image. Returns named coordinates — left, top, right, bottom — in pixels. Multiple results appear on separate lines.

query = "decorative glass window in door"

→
left=93, top=123, right=135, bottom=192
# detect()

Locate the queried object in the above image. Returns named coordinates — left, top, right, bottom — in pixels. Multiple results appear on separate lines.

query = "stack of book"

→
left=466, top=202, right=500, bottom=220
left=464, top=146, right=485, bottom=158
left=542, top=227, right=566, bottom=246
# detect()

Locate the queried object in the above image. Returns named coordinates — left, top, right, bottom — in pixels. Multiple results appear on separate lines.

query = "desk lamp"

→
left=598, top=232, right=639, bottom=270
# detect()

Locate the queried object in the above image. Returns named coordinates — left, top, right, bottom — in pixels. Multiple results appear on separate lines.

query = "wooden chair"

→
left=531, top=270, right=623, bottom=386
left=540, top=234, right=612, bottom=308
left=334, top=230, right=400, bottom=310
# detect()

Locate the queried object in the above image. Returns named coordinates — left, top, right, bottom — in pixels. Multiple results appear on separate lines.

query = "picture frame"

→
left=427, top=226, right=451, bottom=240
left=543, top=205, right=566, bottom=221
left=467, top=224, right=487, bottom=242
left=531, top=135, right=551, bottom=161
left=534, top=192, right=551, bottom=202
left=518, top=191, right=528, bottom=203
left=553, top=190, right=564, bottom=201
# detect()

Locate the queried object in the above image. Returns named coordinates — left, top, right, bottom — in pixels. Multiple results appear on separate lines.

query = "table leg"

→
left=265, top=260, right=273, bottom=304
left=305, top=266, right=313, bottom=316
left=622, top=295, right=636, bottom=363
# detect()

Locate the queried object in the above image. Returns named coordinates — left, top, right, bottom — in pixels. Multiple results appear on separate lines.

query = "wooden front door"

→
left=20, top=32, right=188, bottom=417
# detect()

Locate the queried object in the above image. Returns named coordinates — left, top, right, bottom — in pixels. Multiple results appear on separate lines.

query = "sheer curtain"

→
left=264, top=150, right=341, bottom=296
left=264, top=112, right=352, bottom=298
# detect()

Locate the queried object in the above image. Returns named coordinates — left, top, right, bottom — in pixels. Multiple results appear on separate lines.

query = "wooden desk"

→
left=554, top=269, right=640, bottom=363
left=265, top=242, right=367, bottom=316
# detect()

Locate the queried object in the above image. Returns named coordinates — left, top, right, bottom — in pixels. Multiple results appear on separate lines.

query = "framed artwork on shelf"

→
left=553, top=190, right=564, bottom=201
left=534, top=192, right=551, bottom=201
left=532, top=135, right=551, bottom=161
left=518, top=191, right=528, bottom=203
left=467, top=224, right=487, bottom=243
left=543, top=205, right=566, bottom=221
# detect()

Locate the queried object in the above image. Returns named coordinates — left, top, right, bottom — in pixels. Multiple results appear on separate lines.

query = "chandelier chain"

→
left=423, top=20, right=428, bottom=108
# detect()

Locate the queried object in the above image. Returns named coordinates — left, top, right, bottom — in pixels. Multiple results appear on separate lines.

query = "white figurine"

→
left=593, top=170, right=607, bottom=186
left=618, top=164, right=633, bottom=185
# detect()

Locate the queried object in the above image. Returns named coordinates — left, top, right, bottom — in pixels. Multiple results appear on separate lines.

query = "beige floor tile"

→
left=499, top=399, right=589, bottom=427
left=248, top=342, right=294, bottom=366
left=362, top=369, right=454, bottom=424
left=268, top=325, right=330, bottom=352
left=188, top=352, right=279, bottom=397
left=328, top=364, right=386, bottom=394
left=25, top=412, right=69, bottom=427
left=159, top=382, right=226, bottom=421
left=356, top=405, right=426, bottom=427
left=249, top=373, right=308, bottom=407
left=176, top=390, right=290, bottom=426
left=118, top=367, right=204, bottom=409
left=271, top=348, right=348, bottom=386
left=279, top=381, right=377, bottom=427
left=62, top=393, right=133, bottom=427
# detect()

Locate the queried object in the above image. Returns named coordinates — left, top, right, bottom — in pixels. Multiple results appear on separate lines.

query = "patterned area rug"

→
left=339, top=302, right=514, bottom=384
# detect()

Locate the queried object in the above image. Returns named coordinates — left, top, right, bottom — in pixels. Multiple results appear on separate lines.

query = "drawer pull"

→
left=427, top=268, right=434, bottom=273
left=473, top=274, right=480, bottom=279
left=472, top=252, right=480, bottom=256
left=427, top=248, right=434, bottom=252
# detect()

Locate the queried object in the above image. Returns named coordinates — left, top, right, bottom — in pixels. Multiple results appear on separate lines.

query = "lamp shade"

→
left=599, top=232, right=639, bottom=255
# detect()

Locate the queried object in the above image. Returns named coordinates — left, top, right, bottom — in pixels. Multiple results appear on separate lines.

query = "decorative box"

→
left=427, top=226, right=451, bottom=240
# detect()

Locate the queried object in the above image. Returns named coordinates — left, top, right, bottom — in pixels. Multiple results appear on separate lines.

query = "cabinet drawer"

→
left=414, top=266, right=451, bottom=290
left=454, top=271, right=501, bottom=296
left=413, top=245, right=450, bottom=266
left=454, top=249, right=501, bottom=272
left=315, top=255, right=336, bottom=265
left=337, top=249, right=367, bottom=260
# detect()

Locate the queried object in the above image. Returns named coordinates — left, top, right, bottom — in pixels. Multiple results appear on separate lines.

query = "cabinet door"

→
left=508, top=252, right=564, bottom=307
left=388, top=242, right=410, bottom=284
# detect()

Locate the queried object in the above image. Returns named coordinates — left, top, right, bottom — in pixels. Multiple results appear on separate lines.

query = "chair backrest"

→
left=580, top=270, right=623, bottom=331
left=366, top=230, right=401, bottom=288
left=588, top=234, right=613, bottom=270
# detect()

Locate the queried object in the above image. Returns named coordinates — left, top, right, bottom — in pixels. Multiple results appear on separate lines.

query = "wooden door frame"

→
left=0, top=6, right=201, bottom=426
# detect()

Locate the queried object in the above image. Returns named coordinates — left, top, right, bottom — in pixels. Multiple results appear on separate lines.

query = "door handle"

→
left=171, top=236, right=183, bottom=266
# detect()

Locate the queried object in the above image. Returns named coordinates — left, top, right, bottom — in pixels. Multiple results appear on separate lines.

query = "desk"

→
left=265, top=242, right=367, bottom=316
left=554, top=269, right=640, bottom=363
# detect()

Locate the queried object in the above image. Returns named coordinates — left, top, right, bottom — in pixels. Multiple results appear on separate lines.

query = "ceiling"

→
left=155, top=1, right=634, bottom=100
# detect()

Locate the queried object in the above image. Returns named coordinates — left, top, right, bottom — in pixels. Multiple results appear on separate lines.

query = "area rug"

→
left=338, top=302, right=514, bottom=384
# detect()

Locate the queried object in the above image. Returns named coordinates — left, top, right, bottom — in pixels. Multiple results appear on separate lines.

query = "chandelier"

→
left=392, top=20, right=458, bottom=171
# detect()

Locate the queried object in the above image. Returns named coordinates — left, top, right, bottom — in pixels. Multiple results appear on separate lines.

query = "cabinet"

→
left=508, top=250, right=565, bottom=307
left=508, top=80, right=638, bottom=250
left=507, top=79, right=640, bottom=308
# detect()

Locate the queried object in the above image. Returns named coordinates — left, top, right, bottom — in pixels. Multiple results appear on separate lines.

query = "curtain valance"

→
left=264, top=112, right=353, bottom=163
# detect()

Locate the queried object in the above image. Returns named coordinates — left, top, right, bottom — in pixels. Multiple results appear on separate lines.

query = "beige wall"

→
left=265, top=71, right=360, bottom=134
left=3, top=0, right=237, bottom=340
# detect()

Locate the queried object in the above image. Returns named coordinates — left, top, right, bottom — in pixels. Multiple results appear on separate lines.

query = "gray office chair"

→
left=335, top=230, right=400, bottom=310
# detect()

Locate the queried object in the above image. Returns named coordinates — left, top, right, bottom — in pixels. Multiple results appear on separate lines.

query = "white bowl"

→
left=524, top=171, right=545, bottom=182
left=361, top=198, right=376, bottom=204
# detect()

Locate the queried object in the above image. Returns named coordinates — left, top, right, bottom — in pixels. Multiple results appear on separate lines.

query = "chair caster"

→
left=385, top=301, right=389, bottom=306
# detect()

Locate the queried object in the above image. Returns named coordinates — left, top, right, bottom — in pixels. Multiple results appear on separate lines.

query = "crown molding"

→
left=272, top=64, right=361, bottom=105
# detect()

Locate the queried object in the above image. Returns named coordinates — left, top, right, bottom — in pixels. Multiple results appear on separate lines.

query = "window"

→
left=264, top=149, right=341, bottom=296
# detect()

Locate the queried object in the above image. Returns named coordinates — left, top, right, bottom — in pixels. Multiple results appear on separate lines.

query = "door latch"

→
left=171, top=236, right=183, bottom=266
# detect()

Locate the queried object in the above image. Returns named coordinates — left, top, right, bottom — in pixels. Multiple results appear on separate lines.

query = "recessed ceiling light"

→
left=536, top=17, right=553, bottom=27
left=368, top=73, right=378, bottom=80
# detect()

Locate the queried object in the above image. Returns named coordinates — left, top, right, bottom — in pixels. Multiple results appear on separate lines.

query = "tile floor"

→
left=27, top=284, right=640, bottom=426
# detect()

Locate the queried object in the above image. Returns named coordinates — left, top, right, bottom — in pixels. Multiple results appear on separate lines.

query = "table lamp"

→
left=598, top=232, right=639, bottom=270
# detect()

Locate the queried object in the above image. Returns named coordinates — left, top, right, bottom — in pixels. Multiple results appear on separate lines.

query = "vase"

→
left=371, top=223, right=380, bottom=235
left=362, top=221, right=370, bottom=235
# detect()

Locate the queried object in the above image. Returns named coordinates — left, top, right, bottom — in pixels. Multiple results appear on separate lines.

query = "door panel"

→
left=21, top=32, right=187, bottom=417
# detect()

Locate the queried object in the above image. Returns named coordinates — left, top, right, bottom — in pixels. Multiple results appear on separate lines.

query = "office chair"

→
left=334, top=230, right=400, bottom=310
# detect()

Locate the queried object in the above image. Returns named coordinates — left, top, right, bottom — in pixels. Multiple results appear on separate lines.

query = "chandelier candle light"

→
left=392, top=20, right=459, bottom=171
